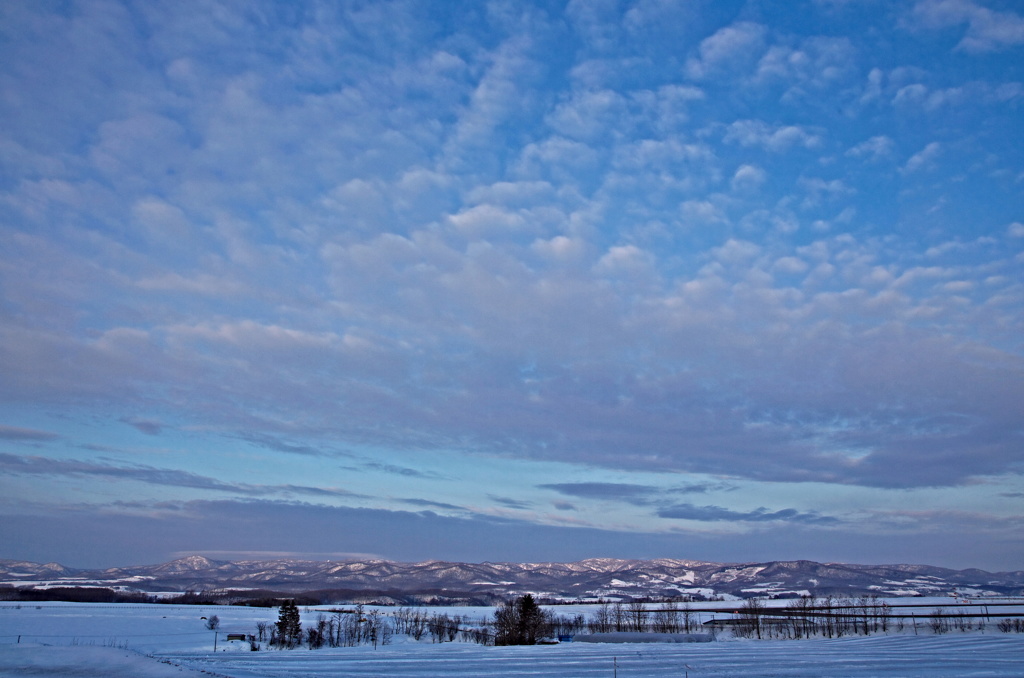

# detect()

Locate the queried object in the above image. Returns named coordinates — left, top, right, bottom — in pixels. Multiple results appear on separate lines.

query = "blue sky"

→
left=1, top=0, right=1022, bottom=571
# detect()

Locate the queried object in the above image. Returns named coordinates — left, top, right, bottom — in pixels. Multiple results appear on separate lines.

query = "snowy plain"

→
left=1, top=600, right=1023, bottom=677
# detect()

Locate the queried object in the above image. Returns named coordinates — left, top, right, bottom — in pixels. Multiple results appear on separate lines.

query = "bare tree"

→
left=681, top=601, right=695, bottom=633
left=653, top=602, right=679, bottom=633
left=930, top=608, right=949, bottom=634
left=588, top=602, right=612, bottom=633
left=612, top=601, right=626, bottom=632
left=626, top=600, right=649, bottom=632
left=738, top=598, right=764, bottom=639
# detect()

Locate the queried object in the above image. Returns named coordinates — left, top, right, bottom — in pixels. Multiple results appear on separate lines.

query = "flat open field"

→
left=1, top=601, right=1022, bottom=677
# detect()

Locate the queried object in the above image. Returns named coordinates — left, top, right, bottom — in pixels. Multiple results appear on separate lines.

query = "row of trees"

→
left=391, top=608, right=489, bottom=643
left=493, top=596, right=704, bottom=644
left=262, top=596, right=554, bottom=649
left=265, top=601, right=392, bottom=649
left=586, top=600, right=701, bottom=634
left=997, top=618, right=1024, bottom=633
left=732, top=596, right=998, bottom=639
left=0, top=586, right=154, bottom=604
left=256, top=595, right=1024, bottom=650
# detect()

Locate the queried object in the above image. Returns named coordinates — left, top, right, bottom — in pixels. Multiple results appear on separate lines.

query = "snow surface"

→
left=574, top=632, right=714, bottom=643
left=1, top=601, right=1022, bottom=677
left=0, top=645, right=207, bottom=677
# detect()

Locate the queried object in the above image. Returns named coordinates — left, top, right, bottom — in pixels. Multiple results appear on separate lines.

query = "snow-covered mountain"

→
left=2, top=556, right=1021, bottom=603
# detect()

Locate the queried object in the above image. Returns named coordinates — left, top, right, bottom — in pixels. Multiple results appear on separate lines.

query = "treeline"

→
left=0, top=585, right=505, bottom=607
left=580, top=595, right=1023, bottom=640
left=242, top=594, right=1024, bottom=653
left=585, top=600, right=702, bottom=634
left=392, top=607, right=486, bottom=643
left=0, top=585, right=310, bottom=606
left=251, top=597, right=557, bottom=650
left=250, top=602, right=396, bottom=650
left=0, top=586, right=154, bottom=604
left=730, top=596, right=1003, bottom=639
left=997, top=618, right=1024, bottom=633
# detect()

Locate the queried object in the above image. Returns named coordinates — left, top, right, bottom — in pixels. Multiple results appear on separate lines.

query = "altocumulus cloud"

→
left=0, top=426, right=60, bottom=442
left=0, top=0, right=1022, bottom=570
left=0, top=453, right=363, bottom=500
left=658, top=504, right=840, bottom=525
left=538, top=483, right=659, bottom=503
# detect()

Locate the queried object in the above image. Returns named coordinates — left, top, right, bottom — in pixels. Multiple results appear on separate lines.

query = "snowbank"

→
left=0, top=644, right=207, bottom=677
left=574, top=632, right=714, bottom=643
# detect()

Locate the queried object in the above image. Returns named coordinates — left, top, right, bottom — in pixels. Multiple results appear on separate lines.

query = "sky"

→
left=0, top=0, right=1022, bottom=572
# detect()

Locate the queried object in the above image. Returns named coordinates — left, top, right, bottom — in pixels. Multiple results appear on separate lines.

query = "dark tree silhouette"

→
left=274, top=600, right=302, bottom=647
left=494, top=594, right=549, bottom=645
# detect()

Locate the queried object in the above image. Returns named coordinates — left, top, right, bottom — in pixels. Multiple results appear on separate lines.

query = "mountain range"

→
left=2, top=556, right=1022, bottom=605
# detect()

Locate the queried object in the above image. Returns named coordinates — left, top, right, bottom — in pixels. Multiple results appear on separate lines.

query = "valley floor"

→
left=3, top=635, right=1024, bottom=677
left=1, top=601, right=1023, bottom=677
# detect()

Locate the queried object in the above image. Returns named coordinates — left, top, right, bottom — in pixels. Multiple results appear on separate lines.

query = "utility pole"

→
left=213, top=631, right=218, bottom=651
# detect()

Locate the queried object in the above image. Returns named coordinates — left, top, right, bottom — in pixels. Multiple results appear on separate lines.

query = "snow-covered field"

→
left=1, top=601, right=1022, bottom=677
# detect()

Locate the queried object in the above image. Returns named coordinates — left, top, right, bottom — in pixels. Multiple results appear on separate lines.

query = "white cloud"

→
left=174, top=321, right=338, bottom=352
left=893, top=83, right=929, bottom=107
left=136, top=272, right=245, bottom=297
left=754, top=37, right=859, bottom=92
left=514, top=137, right=602, bottom=183
left=910, top=0, right=1024, bottom=52
left=857, top=67, right=885, bottom=105
left=546, top=89, right=629, bottom=141
left=631, top=84, right=706, bottom=132
left=772, top=256, right=809, bottom=275
left=444, top=35, right=540, bottom=164
left=680, top=200, right=728, bottom=225
left=130, top=197, right=192, bottom=241
left=565, top=0, right=622, bottom=52
left=895, top=81, right=1024, bottom=111
left=903, top=141, right=942, bottom=173
left=711, top=238, right=761, bottom=266
left=731, top=164, right=767, bottom=191
left=2, top=0, right=1023, bottom=569
left=531, top=235, right=586, bottom=262
left=723, top=120, right=823, bottom=151
left=846, top=135, right=894, bottom=160
left=799, top=177, right=855, bottom=209
left=447, top=204, right=532, bottom=239
left=623, top=0, right=696, bottom=33
left=466, top=181, right=557, bottom=207
left=612, top=138, right=714, bottom=171
left=594, top=244, right=655, bottom=275
left=685, top=22, right=768, bottom=80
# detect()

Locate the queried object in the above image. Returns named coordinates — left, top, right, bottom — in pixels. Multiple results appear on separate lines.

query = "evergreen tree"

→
left=493, top=594, right=549, bottom=645
left=518, top=594, right=545, bottom=644
left=275, top=599, right=302, bottom=647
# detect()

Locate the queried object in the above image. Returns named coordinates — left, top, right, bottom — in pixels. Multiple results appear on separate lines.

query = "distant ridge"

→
left=2, top=556, right=1022, bottom=604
